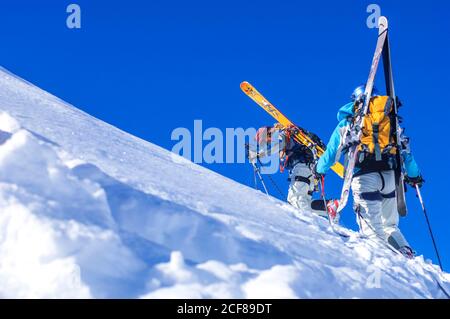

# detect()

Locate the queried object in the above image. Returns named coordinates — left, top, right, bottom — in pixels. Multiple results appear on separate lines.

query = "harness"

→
left=287, top=175, right=311, bottom=185
left=279, top=127, right=316, bottom=173
left=279, top=127, right=293, bottom=173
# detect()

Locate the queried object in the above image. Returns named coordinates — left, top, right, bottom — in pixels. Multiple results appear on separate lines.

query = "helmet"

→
left=255, top=126, right=273, bottom=144
left=351, top=84, right=380, bottom=101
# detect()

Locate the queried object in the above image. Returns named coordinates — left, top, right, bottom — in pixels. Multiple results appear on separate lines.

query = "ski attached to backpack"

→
left=240, top=81, right=345, bottom=178
left=336, top=16, right=389, bottom=213
left=382, top=23, right=408, bottom=217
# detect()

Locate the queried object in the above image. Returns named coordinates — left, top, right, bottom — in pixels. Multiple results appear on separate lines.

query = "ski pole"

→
left=257, top=158, right=285, bottom=198
left=265, top=173, right=285, bottom=198
left=245, top=143, right=261, bottom=192
left=251, top=162, right=269, bottom=195
left=415, top=185, right=444, bottom=271
left=252, top=165, right=258, bottom=191
left=318, top=176, right=332, bottom=227
left=319, top=176, right=327, bottom=211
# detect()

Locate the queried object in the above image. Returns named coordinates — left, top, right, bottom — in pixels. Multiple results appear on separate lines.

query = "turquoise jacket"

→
left=316, top=102, right=420, bottom=177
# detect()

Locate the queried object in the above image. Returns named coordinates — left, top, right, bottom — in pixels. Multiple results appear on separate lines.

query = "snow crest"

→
left=0, top=67, right=449, bottom=298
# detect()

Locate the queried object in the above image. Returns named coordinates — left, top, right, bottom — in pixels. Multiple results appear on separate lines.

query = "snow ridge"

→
left=0, top=67, right=448, bottom=298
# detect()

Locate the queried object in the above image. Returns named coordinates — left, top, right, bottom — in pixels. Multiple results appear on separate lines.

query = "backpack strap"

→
left=384, top=97, right=393, bottom=115
left=372, top=122, right=382, bottom=161
left=279, top=126, right=295, bottom=173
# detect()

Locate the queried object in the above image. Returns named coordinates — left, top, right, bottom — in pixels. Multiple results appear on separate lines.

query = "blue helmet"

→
left=351, top=84, right=380, bottom=101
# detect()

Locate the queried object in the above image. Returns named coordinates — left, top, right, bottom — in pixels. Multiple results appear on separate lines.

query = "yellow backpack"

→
left=357, top=95, right=397, bottom=160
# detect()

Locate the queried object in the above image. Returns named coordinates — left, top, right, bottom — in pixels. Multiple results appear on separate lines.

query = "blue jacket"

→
left=316, top=102, right=421, bottom=177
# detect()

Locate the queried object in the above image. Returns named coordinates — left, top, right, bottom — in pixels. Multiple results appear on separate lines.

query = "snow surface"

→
left=0, top=66, right=448, bottom=298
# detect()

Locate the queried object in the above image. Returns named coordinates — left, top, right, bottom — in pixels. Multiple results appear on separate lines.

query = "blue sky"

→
left=0, top=0, right=449, bottom=269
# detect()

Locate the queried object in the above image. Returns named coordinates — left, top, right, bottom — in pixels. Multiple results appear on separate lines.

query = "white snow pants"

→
left=351, top=170, right=409, bottom=249
left=287, top=163, right=327, bottom=218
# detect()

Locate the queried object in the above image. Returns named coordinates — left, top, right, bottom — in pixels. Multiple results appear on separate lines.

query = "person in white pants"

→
left=314, top=85, right=424, bottom=258
left=352, top=170, right=409, bottom=250
left=287, top=162, right=330, bottom=219
left=249, top=125, right=339, bottom=222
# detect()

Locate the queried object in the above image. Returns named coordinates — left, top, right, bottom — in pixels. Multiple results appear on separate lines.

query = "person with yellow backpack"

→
left=314, top=84, right=424, bottom=258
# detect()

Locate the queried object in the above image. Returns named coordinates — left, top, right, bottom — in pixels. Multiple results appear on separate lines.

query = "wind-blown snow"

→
left=0, top=66, right=448, bottom=298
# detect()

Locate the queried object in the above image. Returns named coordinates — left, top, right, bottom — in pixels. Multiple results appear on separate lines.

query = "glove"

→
left=405, top=175, right=425, bottom=188
left=399, top=128, right=411, bottom=154
left=247, top=149, right=259, bottom=164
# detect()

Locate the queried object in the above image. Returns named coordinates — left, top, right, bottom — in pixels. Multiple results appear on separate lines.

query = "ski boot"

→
left=327, top=199, right=340, bottom=224
left=399, top=246, right=415, bottom=259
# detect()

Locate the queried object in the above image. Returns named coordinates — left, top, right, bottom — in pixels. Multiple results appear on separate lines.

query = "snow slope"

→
left=0, top=66, right=448, bottom=298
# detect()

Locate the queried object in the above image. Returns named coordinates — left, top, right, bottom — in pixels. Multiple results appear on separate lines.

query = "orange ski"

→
left=240, top=81, right=345, bottom=178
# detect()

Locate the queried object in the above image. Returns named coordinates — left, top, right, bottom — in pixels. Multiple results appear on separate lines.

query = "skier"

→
left=248, top=124, right=340, bottom=223
left=313, top=84, right=424, bottom=258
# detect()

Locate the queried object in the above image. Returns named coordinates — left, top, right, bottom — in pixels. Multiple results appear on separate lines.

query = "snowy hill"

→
left=0, top=66, right=448, bottom=299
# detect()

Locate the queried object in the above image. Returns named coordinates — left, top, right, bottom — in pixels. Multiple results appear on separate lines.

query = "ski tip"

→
left=240, top=81, right=251, bottom=92
left=378, top=16, right=388, bottom=32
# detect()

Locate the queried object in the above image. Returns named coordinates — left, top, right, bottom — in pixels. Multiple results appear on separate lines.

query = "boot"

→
left=327, top=199, right=340, bottom=224
left=398, top=246, right=415, bottom=259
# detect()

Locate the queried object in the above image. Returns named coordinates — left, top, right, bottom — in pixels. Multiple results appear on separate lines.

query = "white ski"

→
left=337, top=16, right=389, bottom=213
